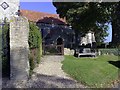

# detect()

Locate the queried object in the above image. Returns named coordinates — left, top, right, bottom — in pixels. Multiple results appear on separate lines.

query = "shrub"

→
left=28, top=22, right=42, bottom=75
left=1, top=21, right=10, bottom=77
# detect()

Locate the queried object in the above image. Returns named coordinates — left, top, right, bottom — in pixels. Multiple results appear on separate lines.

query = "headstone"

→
left=0, top=0, right=19, bottom=20
left=10, top=16, right=29, bottom=80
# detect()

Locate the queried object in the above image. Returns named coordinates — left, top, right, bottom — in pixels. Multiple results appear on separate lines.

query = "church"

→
left=20, top=9, right=75, bottom=49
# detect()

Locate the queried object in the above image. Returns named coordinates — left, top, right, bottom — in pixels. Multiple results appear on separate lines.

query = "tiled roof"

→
left=20, top=9, right=67, bottom=25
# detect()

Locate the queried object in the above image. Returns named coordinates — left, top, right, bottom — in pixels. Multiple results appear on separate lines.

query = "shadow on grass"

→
left=108, top=61, right=120, bottom=69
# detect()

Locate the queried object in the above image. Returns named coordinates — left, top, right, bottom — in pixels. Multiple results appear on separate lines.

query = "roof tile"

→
left=20, top=9, right=67, bottom=25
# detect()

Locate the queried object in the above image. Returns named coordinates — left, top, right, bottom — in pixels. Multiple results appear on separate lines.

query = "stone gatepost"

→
left=10, top=16, right=29, bottom=80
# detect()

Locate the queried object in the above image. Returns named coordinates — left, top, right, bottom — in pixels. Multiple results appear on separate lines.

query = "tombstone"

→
left=10, top=16, right=29, bottom=80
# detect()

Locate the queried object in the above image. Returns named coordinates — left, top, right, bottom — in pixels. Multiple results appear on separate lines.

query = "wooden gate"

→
left=43, top=44, right=64, bottom=55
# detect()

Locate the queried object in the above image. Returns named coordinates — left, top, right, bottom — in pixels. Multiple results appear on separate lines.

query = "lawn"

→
left=62, top=55, right=119, bottom=88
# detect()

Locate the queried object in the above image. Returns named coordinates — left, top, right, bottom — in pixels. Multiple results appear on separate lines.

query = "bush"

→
left=28, top=22, right=42, bottom=75
left=2, top=21, right=10, bottom=77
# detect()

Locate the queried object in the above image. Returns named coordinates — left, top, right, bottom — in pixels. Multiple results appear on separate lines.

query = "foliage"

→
left=53, top=2, right=118, bottom=44
left=28, top=22, right=42, bottom=76
left=62, top=55, right=118, bottom=88
left=2, top=21, right=10, bottom=77
left=29, top=22, right=41, bottom=49
left=29, top=54, right=35, bottom=76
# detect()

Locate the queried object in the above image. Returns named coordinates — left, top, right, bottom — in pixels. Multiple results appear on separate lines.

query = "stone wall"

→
left=64, top=48, right=74, bottom=55
left=10, top=16, right=29, bottom=80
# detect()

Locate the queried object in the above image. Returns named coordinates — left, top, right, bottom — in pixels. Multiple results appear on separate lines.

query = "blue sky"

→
left=20, top=2, right=112, bottom=42
left=20, top=2, right=56, bottom=14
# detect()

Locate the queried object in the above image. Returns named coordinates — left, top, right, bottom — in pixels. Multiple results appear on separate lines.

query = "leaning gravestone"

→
left=10, top=16, right=29, bottom=80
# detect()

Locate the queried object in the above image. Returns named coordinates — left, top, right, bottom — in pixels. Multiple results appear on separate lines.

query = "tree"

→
left=53, top=2, right=118, bottom=46
left=111, top=2, right=120, bottom=47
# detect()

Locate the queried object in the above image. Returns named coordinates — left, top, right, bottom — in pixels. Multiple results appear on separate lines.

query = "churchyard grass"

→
left=62, top=55, right=119, bottom=88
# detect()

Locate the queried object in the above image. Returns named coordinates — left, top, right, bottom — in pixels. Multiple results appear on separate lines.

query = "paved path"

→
left=2, top=55, right=87, bottom=88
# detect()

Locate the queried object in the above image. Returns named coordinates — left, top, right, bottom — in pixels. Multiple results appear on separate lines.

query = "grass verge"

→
left=62, top=55, right=119, bottom=88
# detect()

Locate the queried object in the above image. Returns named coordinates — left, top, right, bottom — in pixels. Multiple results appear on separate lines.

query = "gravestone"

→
left=10, top=16, right=29, bottom=80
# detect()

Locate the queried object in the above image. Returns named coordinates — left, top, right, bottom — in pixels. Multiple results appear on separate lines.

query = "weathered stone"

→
left=64, top=48, right=74, bottom=55
left=10, top=16, right=29, bottom=80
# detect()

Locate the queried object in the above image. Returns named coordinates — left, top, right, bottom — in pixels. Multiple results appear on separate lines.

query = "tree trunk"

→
left=74, top=30, right=80, bottom=57
left=111, top=3, right=120, bottom=47
left=75, top=30, right=79, bottom=48
left=111, top=20, right=117, bottom=45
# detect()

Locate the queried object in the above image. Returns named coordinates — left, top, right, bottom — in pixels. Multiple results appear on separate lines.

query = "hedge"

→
left=1, top=21, right=10, bottom=77
left=28, top=22, right=42, bottom=76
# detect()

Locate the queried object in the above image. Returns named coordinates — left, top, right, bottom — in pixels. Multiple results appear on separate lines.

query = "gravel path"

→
left=28, top=55, right=87, bottom=88
left=33, top=55, right=71, bottom=79
left=2, top=55, right=87, bottom=88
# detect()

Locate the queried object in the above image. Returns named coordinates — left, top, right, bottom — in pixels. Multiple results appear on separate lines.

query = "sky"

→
left=20, top=2, right=112, bottom=42
left=20, top=2, right=56, bottom=14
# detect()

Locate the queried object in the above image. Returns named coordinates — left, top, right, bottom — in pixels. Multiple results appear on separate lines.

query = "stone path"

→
left=2, top=55, right=87, bottom=88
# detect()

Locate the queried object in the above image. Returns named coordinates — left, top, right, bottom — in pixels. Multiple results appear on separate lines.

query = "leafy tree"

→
left=53, top=2, right=118, bottom=46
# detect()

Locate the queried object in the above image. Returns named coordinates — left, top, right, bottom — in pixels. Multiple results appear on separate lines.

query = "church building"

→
left=20, top=9, right=75, bottom=49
